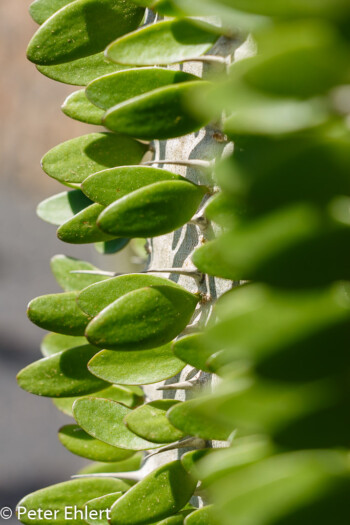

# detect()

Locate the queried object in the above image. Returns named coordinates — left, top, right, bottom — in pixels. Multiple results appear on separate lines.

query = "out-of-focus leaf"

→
left=29, top=0, right=75, bottom=24
left=172, top=334, right=211, bottom=372
left=210, top=0, right=350, bottom=18
left=73, top=398, right=165, bottom=450
left=103, top=82, right=211, bottom=140
left=37, top=190, right=92, bottom=225
left=62, top=90, right=104, bottom=125
left=109, top=460, right=197, bottom=525
left=27, top=0, right=145, bottom=65
left=58, top=425, right=135, bottom=462
left=37, top=52, right=126, bottom=86
left=57, top=203, right=117, bottom=244
left=94, top=238, right=130, bottom=255
left=106, top=19, right=218, bottom=66
left=82, top=166, right=186, bottom=206
left=125, top=400, right=185, bottom=443
left=88, top=344, right=185, bottom=385
left=41, top=133, right=147, bottom=186
left=184, top=506, right=216, bottom=525
left=85, top=285, right=199, bottom=350
left=16, top=478, right=131, bottom=525
left=41, top=333, right=87, bottom=357
left=27, top=292, right=90, bottom=336
left=17, top=344, right=107, bottom=397
left=50, top=254, right=109, bottom=291
left=86, top=68, right=198, bottom=110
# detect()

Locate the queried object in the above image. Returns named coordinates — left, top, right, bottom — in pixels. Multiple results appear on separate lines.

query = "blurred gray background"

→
left=0, top=2, right=138, bottom=521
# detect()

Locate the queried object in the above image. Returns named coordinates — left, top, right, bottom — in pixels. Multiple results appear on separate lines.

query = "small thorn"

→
left=180, top=55, right=229, bottom=66
left=145, top=437, right=206, bottom=459
left=157, top=380, right=196, bottom=391
left=70, top=270, right=116, bottom=277
left=189, top=213, right=209, bottom=231
left=142, top=159, right=212, bottom=169
left=147, top=267, right=203, bottom=282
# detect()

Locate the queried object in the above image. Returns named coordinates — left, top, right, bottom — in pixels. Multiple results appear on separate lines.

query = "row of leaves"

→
left=19, top=0, right=350, bottom=524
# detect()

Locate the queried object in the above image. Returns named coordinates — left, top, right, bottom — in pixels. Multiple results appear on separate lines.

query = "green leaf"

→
left=210, top=0, right=350, bottom=18
left=78, top=453, right=143, bottom=475
left=62, top=90, right=105, bottom=125
left=125, top=400, right=185, bottom=443
left=86, top=68, right=198, bottom=110
left=41, top=132, right=147, bottom=186
left=27, top=0, right=145, bottom=65
left=95, top=238, right=130, bottom=255
left=77, top=274, right=185, bottom=318
left=37, top=190, right=92, bottom=225
left=50, top=254, right=109, bottom=291
left=180, top=449, right=211, bottom=478
left=106, top=19, right=217, bottom=66
left=29, top=0, right=75, bottom=24
left=73, top=398, right=165, bottom=450
left=17, top=344, right=108, bottom=397
left=37, top=52, right=126, bottom=86
left=172, top=334, right=211, bottom=372
left=82, top=166, right=186, bottom=206
left=85, top=285, right=199, bottom=350
left=184, top=506, right=216, bottom=525
left=110, top=460, right=197, bottom=525
left=57, top=203, right=117, bottom=244
left=53, top=384, right=144, bottom=416
left=192, top=202, right=350, bottom=287
left=58, top=425, right=135, bottom=462
left=210, top=450, right=350, bottom=525
left=205, top=283, right=350, bottom=381
left=84, top=493, right=123, bottom=525
left=167, top=395, right=234, bottom=441
left=41, top=333, right=87, bottom=357
left=88, top=344, right=185, bottom=385
left=27, top=292, right=90, bottom=336
left=103, top=82, right=211, bottom=140
left=16, top=478, right=131, bottom=525
left=98, top=181, right=206, bottom=238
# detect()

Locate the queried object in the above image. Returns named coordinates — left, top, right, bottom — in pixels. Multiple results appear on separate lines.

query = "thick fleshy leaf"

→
left=98, top=181, right=206, bottom=238
left=41, top=133, right=147, bottom=186
left=180, top=449, right=211, bottom=478
left=125, top=400, right=185, bottom=443
left=77, top=274, right=185, bottom=317
left=103, top=82, right=211, bottom=140
left=27, top=0, right=145, bottom=65
left=110, top=460, right=197, bottom=525
left=95, top=238, right=130, bottom=255
left=82, top=166, right=186, bottom=206
left=211, top=0, right=350, bottom=18
left=106, top=19, right=217, bottom=66
left=58, top=425, right=135, bottom=462
left=41, top=333, right=87, bottom=357
left=86, top=68, right=198, bottom=110
left=184, top=506, right=215, bottom=525
left=50, top=254, right=109, bottom=291
left=167, top=395, right=234, bottom=441
left=78, top=453, right=143, bottom=475
left=29, top=0, right=75, bottom=24
left=16, top=478, right=131, bottom=525
left=37, top=52, right=126, bottom=86
left=37, top=190, right=92, bottom=225
left=27, top=292, right=90, bottom=336
left=53, top=384, right=143, bottom=415
left=62, top=90, right=105, bottom=125
left=17, top=344, right=107, bottom=397
left=85, top=285, right=199, bottom=350
left=192, top=202, right=350, bottom=287
left=73, top=398, right=164, bottom=450
left=172, top=334, right=211, bottom=372
left=210, top=450, right=350, bottom=525
left=57, top=203, right=117, bottom=244
left=84, top=493, right=123, bottom=525
left=88, top=344, right=185, bottom=385
left=205, top=283, right=350, bottom=381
